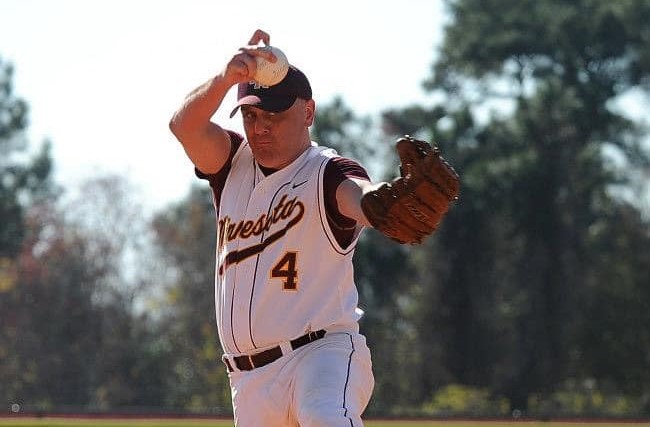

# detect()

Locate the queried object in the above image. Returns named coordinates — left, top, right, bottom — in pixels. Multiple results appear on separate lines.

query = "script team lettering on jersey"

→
left=218, top=194, right=305, bottom=275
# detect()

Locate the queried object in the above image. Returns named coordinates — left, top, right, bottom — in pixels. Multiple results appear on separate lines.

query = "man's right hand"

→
left=223, top=29, right=277, bottom=86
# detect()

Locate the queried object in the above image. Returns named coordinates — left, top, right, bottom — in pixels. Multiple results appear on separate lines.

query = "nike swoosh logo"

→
left=292, top=180, right=308, bottom=189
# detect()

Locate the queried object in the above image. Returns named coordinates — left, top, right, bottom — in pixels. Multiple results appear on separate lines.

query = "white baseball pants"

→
left=227, top=331, right=374, bottom=427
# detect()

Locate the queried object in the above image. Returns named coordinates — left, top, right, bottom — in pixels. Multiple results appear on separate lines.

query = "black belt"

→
left=224, top=329, right=326, bottom=372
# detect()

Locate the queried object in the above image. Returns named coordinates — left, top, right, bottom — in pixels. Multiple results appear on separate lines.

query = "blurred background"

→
left=1, top=0, right=649, bottom=420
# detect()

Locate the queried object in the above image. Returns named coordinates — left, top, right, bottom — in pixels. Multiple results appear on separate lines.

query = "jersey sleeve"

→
left=323, top=157, right=370, bottom=248
left=195, top=130, right=244, bottom=209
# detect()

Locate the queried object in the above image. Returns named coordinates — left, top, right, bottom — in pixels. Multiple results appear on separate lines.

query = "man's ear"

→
left=304, top=99, right=315, bottom=127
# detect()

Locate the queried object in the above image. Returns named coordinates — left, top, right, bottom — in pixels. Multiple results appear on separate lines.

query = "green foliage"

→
left=311, top=95, right=376, bottom=162
left=1, top=173, right=168, bottom=410
left=381, top=0, right=650, bottom=415
left=0, top=57, right=54, bottom=258
left=422, top=384, right=509, bottom=416
left=150, top=186, right=231, bottom=412
left=1, top=57, right=170, bottom=408
left=0, top=56, right=56, bottom=406
left=311, top=96, right=392, bottom=180
left=528, top=379, right=645, bottom=417
left=432, top=0, right=650, bottom=95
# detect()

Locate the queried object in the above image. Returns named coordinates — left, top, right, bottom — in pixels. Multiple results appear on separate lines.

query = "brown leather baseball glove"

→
left=360, top=135, right=460, bottom=244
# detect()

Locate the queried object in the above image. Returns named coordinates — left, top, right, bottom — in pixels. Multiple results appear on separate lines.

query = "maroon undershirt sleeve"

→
left=323, top=157, right=370, bottom=249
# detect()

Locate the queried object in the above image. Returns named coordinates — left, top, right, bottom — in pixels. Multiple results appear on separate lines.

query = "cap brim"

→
left=229, top=94, right=298, bottom=118
left=229, top=95, right=262, bottom=118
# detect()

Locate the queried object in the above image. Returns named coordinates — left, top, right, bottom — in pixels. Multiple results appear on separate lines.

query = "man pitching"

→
left=169, top=29, right=458, bottom=427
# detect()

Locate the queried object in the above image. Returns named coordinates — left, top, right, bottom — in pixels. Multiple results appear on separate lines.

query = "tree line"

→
left=2, top=0, right=649, bottom=418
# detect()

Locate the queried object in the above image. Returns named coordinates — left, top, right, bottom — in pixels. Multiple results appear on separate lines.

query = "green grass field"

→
left=1, top=418, right=650, bottom=427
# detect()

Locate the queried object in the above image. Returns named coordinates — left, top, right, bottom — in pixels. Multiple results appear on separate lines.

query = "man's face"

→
left=241, top=98, right=315, bottom=170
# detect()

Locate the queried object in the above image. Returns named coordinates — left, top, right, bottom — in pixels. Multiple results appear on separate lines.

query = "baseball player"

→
left=169, top=29, right=458, bottom=427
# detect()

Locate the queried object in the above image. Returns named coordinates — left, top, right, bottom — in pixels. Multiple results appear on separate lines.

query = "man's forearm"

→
left=170, top=73, right=232, bottom=138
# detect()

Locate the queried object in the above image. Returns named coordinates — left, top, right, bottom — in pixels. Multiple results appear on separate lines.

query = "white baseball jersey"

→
left=214, top=141, right=364, bottom=356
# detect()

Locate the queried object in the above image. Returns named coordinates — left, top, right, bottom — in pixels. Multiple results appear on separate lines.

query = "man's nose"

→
left=254, top=117, right=271, bottom=134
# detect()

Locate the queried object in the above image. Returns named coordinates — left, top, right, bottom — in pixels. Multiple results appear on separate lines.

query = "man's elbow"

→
left=169, top=112, right=190, bottom=141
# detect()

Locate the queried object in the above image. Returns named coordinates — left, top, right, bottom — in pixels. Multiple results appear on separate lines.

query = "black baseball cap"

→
left=229, top=66, right=312, bottom=118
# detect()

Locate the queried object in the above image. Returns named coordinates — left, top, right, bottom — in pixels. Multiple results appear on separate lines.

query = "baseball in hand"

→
left=254, top=46, right=289, bottom=86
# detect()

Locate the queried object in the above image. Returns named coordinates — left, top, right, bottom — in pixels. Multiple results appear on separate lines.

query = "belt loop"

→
left=279, top=341, right=292, bottom=355
left=222, top=354, right=234, bottom=372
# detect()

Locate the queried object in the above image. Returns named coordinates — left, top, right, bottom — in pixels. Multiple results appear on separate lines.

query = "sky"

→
left=2, top=0, right=446, bottom=214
